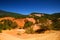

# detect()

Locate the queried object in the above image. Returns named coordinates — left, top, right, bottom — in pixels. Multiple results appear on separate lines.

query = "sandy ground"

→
left=0, top=30, right=60, bottom=40
left=0, top=33, right=23, bottom=40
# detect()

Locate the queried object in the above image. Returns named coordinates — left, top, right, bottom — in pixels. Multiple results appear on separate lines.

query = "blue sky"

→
left=0, top=0, right=60, bottom=15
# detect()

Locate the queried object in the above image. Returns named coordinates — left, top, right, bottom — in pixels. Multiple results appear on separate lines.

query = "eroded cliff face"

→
left=0, top=17, right=36, bottom=28
left=0, top=16, right=53, bottom=31
left=14, top=19, right=26, bottom=28
left=25, top=18, right=36, bottom=24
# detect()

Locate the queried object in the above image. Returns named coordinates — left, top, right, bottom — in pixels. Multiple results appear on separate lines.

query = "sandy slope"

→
left=0, top=31, right=60, bottom=40
left=0, top=33, right=24, bottom=40
left=17, top=31, right=60, bottom=40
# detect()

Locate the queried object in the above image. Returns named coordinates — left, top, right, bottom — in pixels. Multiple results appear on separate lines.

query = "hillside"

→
left=0, top=10, right=60, bottom=19
left=0, top=10, right=60, bottom=33
left=0, top=10, right=28, bottom=18
left=0, top=10, right=60, bottom=40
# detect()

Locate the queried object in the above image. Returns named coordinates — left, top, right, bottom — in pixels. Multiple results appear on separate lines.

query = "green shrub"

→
left=0, top=19, right=18, bottom=32
left=51, top=21, right=60, bottom=30
left=35, top=25, right=49, bottom=33
left=0, top=30, right=2, bottom=33
left=25, top=27, right=34, bottom=34
left=0, top=23, right=3, bottom=33
left=24, top=21, right=33, bottom=29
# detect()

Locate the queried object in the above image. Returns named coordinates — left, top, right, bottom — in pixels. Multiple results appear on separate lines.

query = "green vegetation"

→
left=0, top=10, right=60, bottom=33
left=24, top=21, right=33, bottom=29
left=1, top=20, right=17, bottom=30
left=0, top=10, right=28, bottom=18
left=25, top=27, right=34, bottom=34
left=51, top=19, right=60, bottom=30
left=30, top=12, right=60, bottom=33
left=0, top=19, right=17, bottom=33
left=24, top=21, right=34, bottom=34
left=0, top=23, right=3, bottom=33
left=51, top=13, right=60, bottom=19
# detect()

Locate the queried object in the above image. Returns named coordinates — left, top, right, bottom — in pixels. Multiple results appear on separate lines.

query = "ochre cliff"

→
left=0, top=17, right=35, bottom=28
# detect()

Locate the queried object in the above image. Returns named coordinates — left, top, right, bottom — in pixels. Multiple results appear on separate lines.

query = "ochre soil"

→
left=0, top=29, right=60, bottom=40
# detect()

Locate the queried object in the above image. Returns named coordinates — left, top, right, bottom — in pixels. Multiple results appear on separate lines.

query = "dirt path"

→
left=0, top=33, right=23, bottom=40
left=17, top=31, right=60, bottom=40
left=0, top=31, right=60, bottom=40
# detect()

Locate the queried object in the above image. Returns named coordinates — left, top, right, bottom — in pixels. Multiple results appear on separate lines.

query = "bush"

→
left=25, top=27, right=34, bottom=34
left=0, top=30, right=2, bottom=33
left=51, top=21, right=60, bottom=30
left=0, top=23, right=3, bottom=33
left=24, top=21, right=33, bottom=29
left=35, top=25, right=48, bottom=33
left=0, top=19, right=18, bottom=32
left=1, top=20, right=17, bottom=30
left=35, top=29, right=46, bottom=33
